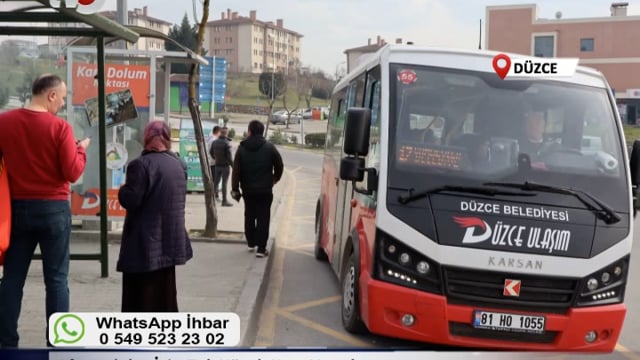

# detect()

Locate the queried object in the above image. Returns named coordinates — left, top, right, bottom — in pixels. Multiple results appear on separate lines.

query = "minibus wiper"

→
left=484, top=181, right=621, bottom=224
left=396, top=185, right=535, bottom=205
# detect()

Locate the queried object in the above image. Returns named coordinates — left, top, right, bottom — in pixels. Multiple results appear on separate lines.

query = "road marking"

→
left=254, top=169, right=296, bottom=347
left=616, top=343, right=640, bottom=360
left=287, top=243, right=314, bottom=250
left=275, top=308, right=371, bottom=347
left=280, top=295, right=341, bottom=313
left=291, top=215, right=315, bottom=221
left=277, top=245, right=314, bottom=258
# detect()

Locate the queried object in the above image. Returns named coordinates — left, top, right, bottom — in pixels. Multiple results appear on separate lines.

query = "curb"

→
left=235, top=168, right=290, bottom=346
left=70, top=231, right=248, bottom=244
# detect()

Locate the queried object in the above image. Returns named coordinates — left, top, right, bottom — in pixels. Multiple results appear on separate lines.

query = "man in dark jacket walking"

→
left=211, top=127, right=233, bottom=206
left=231, top=120, right=284, bottom=257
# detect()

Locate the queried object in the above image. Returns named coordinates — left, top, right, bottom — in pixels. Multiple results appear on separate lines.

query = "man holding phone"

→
left=0, top=74, right=89, bottom=347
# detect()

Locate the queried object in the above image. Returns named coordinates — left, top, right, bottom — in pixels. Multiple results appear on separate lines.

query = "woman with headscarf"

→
left=117, top=120, right=192, bottom=312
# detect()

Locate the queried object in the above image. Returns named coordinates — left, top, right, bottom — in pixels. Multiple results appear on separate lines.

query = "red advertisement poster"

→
left=71, top=63, right=151, bottom=107
left=70, top=188, right=126, bottom=219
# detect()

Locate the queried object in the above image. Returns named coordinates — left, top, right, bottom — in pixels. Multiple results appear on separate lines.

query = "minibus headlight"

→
left=416, top=261, right=430, bottom=275
left=575, top=257, right=628, bottom=307
left=374, top=230, right=441, bottom=294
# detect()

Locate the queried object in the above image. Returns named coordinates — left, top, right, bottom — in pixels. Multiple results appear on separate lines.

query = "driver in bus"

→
left=519, top=110, right=547, bottom=157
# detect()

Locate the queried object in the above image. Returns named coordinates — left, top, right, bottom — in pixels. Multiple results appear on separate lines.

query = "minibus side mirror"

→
left=339, top=157, right=378, bottom=196
left=630, top=140, right=640, bottom=186
left=343, top=108, right=371, bottom=156
left=359, top=168, right=378, bottom=196
left=629, top=140, right=640, bottom=214
left=340, top=157, right=365, bottom=182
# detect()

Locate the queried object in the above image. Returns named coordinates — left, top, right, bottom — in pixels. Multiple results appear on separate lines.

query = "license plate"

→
left=473, top=310, right=545, bottom=333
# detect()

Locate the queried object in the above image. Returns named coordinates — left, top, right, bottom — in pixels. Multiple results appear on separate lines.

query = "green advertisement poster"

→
left=179, top=119, right=213, bottom=192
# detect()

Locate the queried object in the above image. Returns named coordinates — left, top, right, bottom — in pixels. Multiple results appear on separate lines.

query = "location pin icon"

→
left=492, top=53, right=511, bottom=80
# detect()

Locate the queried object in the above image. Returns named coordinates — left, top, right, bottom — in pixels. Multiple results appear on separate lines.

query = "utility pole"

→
left=478, top=19, right=482, bottom=50
left=116, top=0, right=128, bottom=49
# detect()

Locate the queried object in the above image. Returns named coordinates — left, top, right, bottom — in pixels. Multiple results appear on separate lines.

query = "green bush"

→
left=228, top=128, right=236, bottom=139
left=305, top=133, right=326, bottom=148
left=289, top=135, right=298, bottom=144
left=269, top=128, right=288, bottom=145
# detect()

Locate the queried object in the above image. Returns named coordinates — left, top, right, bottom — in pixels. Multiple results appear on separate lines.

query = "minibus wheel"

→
left=341, top=252, right=366, bottom=333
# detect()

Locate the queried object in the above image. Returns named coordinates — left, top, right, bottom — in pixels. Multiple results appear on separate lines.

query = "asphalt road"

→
left=253, top=146, right=640, bottom=358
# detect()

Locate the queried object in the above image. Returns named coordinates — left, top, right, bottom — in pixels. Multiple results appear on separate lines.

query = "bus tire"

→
left=341, top=252, right=367, bottom=333
left=314, top=204, right=328, bottom=261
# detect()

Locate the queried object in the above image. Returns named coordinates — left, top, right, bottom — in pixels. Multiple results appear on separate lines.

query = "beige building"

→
left=204, top=9, right=303, bottom=74
left=344, top=36, right=410, bottom=73
left=100, top=7, right=172, bottom=51
left=48, top=6, right=171, bottom=54
left=486, top=2, right=640, bottom=124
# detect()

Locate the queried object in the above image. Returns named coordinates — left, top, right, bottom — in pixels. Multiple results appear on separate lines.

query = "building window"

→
left=533, top=35, right=555, bottom=58
left=580, top=38, right=594, bottom=52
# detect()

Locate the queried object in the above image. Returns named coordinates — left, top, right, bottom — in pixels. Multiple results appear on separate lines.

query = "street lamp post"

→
left=268, top=33, right=275, bottom=106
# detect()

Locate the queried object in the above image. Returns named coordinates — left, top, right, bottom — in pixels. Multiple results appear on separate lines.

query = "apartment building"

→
left=48, top=6, right=171, bottom=54
left=486, top=2, right=640, bottom=124
left=100, top=6, right=172, bottom=51
left=205, top=9, right=303, bottom=74
left=344, top=36, right=411, bottom=73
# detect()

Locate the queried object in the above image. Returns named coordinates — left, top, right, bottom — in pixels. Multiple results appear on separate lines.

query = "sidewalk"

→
left=14, top=172, right=288, bottom=348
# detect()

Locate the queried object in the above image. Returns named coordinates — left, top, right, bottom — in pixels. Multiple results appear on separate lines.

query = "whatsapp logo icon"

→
left=53, top=314, right=85, bottom=345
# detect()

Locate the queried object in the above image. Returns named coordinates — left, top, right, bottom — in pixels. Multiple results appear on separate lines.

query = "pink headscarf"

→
left=143, top=120, right=171, bottom=152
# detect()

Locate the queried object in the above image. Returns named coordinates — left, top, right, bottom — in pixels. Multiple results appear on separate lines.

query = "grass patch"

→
left=225, top=72, right=330, bottom=109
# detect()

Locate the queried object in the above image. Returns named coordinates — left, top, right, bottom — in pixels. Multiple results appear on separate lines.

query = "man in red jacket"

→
left=0, top=74, right=90, bottom=348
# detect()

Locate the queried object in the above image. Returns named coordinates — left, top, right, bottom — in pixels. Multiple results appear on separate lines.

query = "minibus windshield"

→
left=388, top=64, right=628, bottom=211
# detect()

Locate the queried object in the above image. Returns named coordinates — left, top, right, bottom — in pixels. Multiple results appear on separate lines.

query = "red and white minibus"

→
left=315, top=44, right=638, bottom=351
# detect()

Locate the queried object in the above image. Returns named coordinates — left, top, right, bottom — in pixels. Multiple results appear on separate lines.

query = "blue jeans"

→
left=0, top=200, right=71, bottom=347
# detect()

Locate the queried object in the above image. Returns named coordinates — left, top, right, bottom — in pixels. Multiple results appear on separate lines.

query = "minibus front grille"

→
left=443, top=267, right=579, bottom=314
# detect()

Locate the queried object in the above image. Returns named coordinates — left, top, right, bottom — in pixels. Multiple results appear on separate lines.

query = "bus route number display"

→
left=397, top=144, right=464, bottom=170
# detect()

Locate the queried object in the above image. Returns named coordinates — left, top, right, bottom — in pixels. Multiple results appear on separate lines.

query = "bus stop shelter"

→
left=0, top=1, right=201, bottom=277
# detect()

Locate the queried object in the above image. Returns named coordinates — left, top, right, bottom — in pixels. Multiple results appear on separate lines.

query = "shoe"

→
left=221, top=202, right=233, bottom=207
left=247, top=246, right=255, bottom=252
left=256, top=249, right=269, bottom=258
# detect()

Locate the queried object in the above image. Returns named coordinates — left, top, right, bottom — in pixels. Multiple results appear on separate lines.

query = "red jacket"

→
left=0, top=109, right=86, bottom=200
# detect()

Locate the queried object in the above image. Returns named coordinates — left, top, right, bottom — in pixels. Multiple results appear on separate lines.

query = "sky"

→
left=86, top=0, right=640, bottom=75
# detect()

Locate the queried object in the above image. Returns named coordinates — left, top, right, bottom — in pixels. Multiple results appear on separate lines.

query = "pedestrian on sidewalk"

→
left=211, top=127, right=234, bottom=207
left=0, top=74, right=89, bottom=347
left=117, top=120, right=192, bottom=312
left=206, top=125, right=221, bottom=202
left=231, top=120, right=284, bottom=258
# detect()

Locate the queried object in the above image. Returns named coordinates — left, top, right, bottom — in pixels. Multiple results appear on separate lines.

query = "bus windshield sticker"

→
left=397, top=69, right=417, bottom=84
left=397, top=144, right=464, bottom=170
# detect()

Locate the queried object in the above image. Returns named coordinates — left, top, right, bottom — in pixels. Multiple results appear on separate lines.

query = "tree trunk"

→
left=188, top=0, right=217, bottom=238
